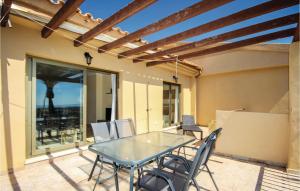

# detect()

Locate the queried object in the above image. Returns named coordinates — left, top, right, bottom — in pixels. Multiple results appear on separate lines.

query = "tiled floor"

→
left=1, top=148, right=299, bottom=191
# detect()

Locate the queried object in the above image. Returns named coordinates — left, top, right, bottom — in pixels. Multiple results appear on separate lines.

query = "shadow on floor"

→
left=255, top=166, right=300, bottom=191
left=47, top=153, right=85, bottom=191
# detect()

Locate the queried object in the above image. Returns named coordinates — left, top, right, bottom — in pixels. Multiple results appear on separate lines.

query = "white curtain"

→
left=174, top=86, right=179, bottom=124
left=110, top=74, right=117, bottom=121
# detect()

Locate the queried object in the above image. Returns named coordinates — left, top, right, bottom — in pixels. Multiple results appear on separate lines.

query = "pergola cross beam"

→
left=146, top=28, right=296, bottom=67
left=293, top=23, right=299, bottom=42
left=98, top=0, right=233, bottom=53
left=74, top=0, right=157, bottom=47
left=134, top=13, right=299, bottom=63
left=1, top=0, right=13, bottom=27
left=41, top=0, right=85, bottom=38
left=120, top=0, right=300, bottom=58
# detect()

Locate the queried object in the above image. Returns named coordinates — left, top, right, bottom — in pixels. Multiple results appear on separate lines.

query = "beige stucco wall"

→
left=197, top=66, right=289, bottom=125
left=194, top=46, right=290, bottom=165
left=0, top=16, right=195, bottom=173
left=215, top=110, right=289, bottom=165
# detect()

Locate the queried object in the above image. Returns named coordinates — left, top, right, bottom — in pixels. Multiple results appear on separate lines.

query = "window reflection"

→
left=35, top=63, right=83, bottom=149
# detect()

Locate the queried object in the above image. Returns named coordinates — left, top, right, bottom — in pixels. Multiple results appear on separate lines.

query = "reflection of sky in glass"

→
left=36, top=79, right=83, bottom=108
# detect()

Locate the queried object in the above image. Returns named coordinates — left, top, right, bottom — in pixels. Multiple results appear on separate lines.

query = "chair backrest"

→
left=108, top=121, right=118, bottom=139
left=203, top=128, right=222, bottom=165
left=182, top=115, right=196, bottom=125
left=115, top=118, right=136, bottom=138
left=214, top=127, right=223, bottom=138
left=90, top=122, right=111, bottom=143
left=183, top=135, right=215, bottom=191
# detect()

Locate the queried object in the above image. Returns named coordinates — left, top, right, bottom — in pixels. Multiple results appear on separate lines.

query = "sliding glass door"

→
left=163, top=82, right=180, bottom=127
left=27, top=58, right=118, bottom=156
left=29, top=58, right=86, bottom=155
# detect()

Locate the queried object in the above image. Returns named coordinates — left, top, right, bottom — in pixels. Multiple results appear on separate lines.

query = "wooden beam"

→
left=293, top=23, right=299, bottom=42
left=1, top=0, right=12, bottom=27
left=98, top=0, right=233, bottom=53
left=178, top=28, right=296, bottom=59
left=120, top=0, right=300, bottom=58
left=41, top=0, right=85, bottom=38
left=74, top=0, right=156, bottom=47
left=146, top=28, right=296, bottom=67
left=134, top=13, right=299, bottom=63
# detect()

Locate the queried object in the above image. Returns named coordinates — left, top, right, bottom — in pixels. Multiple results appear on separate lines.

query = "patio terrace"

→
left=1, top=145, right=299, bottom=191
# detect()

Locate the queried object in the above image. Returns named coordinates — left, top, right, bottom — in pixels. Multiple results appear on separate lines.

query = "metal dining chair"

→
left=115, top=118, right=136, bottom=138
left=159, top=128, right=223, bottom=191
left=137, top=133, right=216, bottom=191
left=88, top=122, right=113, bottom=181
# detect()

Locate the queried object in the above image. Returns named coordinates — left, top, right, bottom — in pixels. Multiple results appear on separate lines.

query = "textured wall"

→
left=197, top=67, right=289, bottom=125
left=216, top=110, right=289, bottom=165
left=0, top=15, right=194, bottom=173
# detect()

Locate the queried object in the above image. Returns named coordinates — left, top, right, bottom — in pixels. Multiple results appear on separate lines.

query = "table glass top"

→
left=89, top=131, right=195, bottom=166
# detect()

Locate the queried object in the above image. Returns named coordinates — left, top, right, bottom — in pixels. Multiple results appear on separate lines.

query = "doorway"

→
left=86, top=70, right=117, bottom=139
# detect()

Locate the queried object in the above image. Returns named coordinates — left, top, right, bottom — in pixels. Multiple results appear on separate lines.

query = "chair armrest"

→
left=160, top=153, right=191, bottom=171
left=140, top=169, right=176, bottom=191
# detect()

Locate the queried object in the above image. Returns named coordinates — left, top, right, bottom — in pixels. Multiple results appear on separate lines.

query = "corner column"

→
left=288, top=41, right=300, bottom=174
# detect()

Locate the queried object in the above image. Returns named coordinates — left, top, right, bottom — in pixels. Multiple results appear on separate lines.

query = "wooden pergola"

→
left=1, top=0, right=299, bottom=69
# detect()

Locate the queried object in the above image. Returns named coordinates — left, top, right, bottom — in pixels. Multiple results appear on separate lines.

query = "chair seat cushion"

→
left=139, top=168, right=187, bottom=191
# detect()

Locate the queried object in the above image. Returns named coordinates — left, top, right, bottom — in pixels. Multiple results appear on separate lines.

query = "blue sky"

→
left=80, top=0, right=299, bottom=44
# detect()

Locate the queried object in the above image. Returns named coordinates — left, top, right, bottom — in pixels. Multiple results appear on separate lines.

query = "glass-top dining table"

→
left=88, top=131, right=195, bottom=191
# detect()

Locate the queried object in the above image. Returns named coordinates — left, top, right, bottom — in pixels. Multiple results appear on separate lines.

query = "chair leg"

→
left=88, top=155, right=99, bottom=181
left=192, top=178, right=200, bottom=191
left=183, top=146, right=187, bottom=158
left=205, top=164, right=219, bottom=191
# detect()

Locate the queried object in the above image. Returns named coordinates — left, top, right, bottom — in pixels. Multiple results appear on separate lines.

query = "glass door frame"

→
left=26, top=57, right=87, bottom=156
left=163, top=81, right=181, bottom=127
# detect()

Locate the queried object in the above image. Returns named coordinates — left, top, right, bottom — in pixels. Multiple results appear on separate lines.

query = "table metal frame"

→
left=88, top=131, right=195, bottom=191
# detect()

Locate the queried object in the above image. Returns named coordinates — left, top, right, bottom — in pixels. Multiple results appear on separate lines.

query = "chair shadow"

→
left=77, top=152, right=133, bottom=191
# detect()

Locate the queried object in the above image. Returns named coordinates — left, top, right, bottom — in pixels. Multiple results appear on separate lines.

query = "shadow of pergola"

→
left=255, top=166, right=300, bottom=191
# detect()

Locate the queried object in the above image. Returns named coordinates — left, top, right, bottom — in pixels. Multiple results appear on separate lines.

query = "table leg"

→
left=129, top=165, right=135, bottom=191
left=113, top=162, right=119, bottom=191
left=136, top=167, right=141, bottom=190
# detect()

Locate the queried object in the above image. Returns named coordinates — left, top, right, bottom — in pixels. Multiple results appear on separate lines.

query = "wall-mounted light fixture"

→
left=173, top=75, right=178, bottom=83
left=84, top=52, right=93, bottom=65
